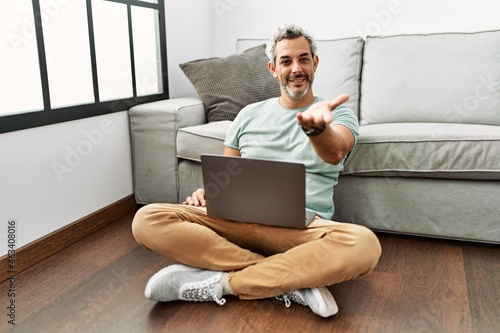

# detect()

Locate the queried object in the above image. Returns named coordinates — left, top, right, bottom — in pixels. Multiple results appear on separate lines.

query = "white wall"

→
left=206, top=0, right=500, bottom=57
left=165, top=0, right=211, bottom=97
left=0, top=112, right=133, bottom=256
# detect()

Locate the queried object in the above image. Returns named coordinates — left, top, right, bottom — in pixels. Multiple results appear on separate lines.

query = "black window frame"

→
left=0, top=0, right=168, bottom=134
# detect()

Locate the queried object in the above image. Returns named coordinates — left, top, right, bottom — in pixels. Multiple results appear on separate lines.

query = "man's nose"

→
left=291, top=60, right=303, bottom=74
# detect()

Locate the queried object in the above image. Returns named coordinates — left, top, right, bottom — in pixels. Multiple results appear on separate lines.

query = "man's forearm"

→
left=308, top=125, right=354, bottom=165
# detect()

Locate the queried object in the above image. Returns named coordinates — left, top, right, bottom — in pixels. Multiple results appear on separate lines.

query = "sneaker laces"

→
left=181, top=277, right=226, bottom=306
left=276, top=290, right=306, bottom=308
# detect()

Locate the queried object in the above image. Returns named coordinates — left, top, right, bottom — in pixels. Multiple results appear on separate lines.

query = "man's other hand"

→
left=183, top=188, right=206, bottom=206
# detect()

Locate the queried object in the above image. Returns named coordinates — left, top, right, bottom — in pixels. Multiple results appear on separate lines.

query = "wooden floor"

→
left=1, top=211, right=499, bottom=333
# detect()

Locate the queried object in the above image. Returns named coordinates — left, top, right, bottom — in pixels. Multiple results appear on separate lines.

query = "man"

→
left=132, top=24, right=381, bottom=318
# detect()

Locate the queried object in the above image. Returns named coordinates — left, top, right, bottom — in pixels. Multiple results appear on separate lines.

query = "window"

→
left=0, top=0, right=168, bottom=133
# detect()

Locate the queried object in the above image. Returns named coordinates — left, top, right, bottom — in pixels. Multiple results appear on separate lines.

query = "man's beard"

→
left=281, top=74, right=313, bottom=99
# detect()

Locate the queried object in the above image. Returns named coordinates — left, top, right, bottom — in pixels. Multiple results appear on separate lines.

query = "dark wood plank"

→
left=463, top=242, right=500, bottom=333
left=331, top=234, right=473, bottom=333
left=0, top=212, right=141, bottom=330
left=5, top=246, right=168, bottom=333
left=1, top=213, right=499, bottom=333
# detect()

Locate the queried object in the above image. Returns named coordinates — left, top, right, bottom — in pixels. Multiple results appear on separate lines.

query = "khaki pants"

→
left=132, top=203, right=382, bottom=300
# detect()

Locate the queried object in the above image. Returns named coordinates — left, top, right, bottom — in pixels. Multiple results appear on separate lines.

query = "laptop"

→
left=200, top=154, right=316, bottom=228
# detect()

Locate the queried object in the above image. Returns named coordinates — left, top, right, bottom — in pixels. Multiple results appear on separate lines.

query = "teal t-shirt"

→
left=224, top=97, right=359, bottom=219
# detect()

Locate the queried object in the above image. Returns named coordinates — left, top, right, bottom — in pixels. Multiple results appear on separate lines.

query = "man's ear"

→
left=313, top=55, right=319, bottom=72
left=268, top=61, right=278, bottom=78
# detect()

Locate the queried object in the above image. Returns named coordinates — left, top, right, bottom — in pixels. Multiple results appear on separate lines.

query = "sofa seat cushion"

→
left=177, top=121, right=232, bottom=161
left=343, top=123, right=500, bottom=180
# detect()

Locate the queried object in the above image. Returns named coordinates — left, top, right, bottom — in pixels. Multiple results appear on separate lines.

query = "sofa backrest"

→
left=236, top=38, right=364, bottom=118
left=360, top=29, right=500, bottom=126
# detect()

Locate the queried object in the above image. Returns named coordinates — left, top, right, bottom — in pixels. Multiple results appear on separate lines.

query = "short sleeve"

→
left=331, top=105, right=359, bottom=145
left=223, top=107, right=247, bottom=150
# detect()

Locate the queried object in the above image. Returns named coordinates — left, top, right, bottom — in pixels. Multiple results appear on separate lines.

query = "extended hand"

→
left=296, top=94, right=349, bottom=129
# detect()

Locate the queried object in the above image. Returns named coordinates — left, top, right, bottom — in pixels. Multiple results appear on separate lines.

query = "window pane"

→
left=0, top=0, right=43, bottom=116
left=92, top=0, right=132, bottom=102
left=42, top=0, right=94, bottom=108
left=138, top=0, right=158, bottom=3
left=132, top=6, right=162, bottom=97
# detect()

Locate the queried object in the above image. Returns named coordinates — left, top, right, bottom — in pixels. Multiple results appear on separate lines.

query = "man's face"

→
left=269, top=36, right=319, bottom=100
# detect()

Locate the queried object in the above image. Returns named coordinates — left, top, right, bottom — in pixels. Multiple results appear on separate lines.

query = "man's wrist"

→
left=302, top=125, right=326, bottom=137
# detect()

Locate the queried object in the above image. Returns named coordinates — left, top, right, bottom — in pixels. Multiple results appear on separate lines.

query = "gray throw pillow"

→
left=180, top=44, right=281, bottom=122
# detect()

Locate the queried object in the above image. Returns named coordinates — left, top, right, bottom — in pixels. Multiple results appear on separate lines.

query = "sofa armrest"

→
left=129, top=96, right=206, bottom=204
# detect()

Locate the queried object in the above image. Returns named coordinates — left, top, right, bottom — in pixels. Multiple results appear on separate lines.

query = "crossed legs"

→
left=132, top=203, right=382, bottom=300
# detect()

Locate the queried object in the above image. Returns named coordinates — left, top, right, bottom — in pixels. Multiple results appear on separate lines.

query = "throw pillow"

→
left=180, top=44, right=281, bottom=122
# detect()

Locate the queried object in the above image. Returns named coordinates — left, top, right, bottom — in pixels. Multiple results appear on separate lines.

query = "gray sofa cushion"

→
left=177, top=121, right=232, bottom=161
left=129, top=97, right=206, bottom=204
left=236, top=38, right=365, bottom=118
left=179, top=44, right=280, bottom=122
left=313, top=38, right=365, bottom=118
left=360, top=30, right=500, bottom=126
left=343, top=123, right=500, bottom=180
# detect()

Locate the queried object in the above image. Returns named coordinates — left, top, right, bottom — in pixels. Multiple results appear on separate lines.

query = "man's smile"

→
left=287, top=74, right=308, bottom=84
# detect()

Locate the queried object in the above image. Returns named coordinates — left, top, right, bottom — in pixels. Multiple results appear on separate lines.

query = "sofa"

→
left=129, top=29, right=500, bottom=244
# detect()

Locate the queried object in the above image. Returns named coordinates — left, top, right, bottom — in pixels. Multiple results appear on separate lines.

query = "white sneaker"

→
left=145, top=264, right=226, bottom=306
left=277, top=287, right=338, bottom=317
